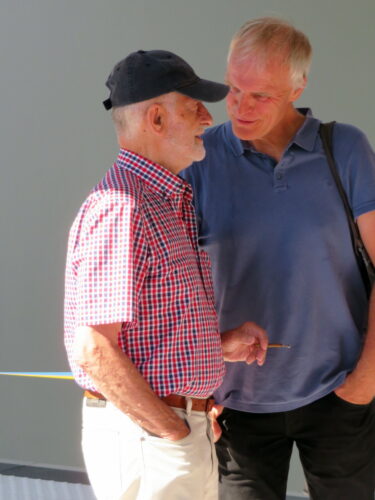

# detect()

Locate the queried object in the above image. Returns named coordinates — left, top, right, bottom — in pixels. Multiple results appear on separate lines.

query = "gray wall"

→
left=0, top=0, right=374, bottom=495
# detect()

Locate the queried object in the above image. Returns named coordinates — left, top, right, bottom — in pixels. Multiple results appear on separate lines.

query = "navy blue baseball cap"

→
left=103, top=49, right=229, bottom=109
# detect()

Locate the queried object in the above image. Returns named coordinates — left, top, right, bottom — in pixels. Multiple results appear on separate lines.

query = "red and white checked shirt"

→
left=64, top=149, right=225, bottom=396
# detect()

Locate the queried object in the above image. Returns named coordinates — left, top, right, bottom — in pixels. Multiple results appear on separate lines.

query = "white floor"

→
left=0, top=474, right=312, bottom=500
left=0, top=475, right=96, bottom=500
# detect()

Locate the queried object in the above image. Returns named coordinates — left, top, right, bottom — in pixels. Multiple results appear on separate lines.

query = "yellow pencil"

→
left=268, top=343, right=291, bottom=348
left=255, top=343, right=291, bottom=349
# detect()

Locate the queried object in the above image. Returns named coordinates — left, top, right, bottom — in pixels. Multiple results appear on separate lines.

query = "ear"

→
left=290, top=75, right=307, bottom=102
left=146, top=103, right=167, bottom=134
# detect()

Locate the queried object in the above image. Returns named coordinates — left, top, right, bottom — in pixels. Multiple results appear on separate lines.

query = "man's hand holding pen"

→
left=221, top=321, right=269, bottom=365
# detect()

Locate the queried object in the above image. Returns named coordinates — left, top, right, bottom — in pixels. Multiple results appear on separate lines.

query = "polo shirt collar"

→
left=225, top=121, right=244, bottom=157
left=116, top=149, right=192, bottom=201
left=290, top=108, right=320, bottom=152
left=225, top=108, right=321, bottom=156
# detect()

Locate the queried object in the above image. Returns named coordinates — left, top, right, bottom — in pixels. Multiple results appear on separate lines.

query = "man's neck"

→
left=117, top=109, right=187, bottom=175
left=250, top=108, right=306, bottom=162
left=119, top=140, right=183, bottom=176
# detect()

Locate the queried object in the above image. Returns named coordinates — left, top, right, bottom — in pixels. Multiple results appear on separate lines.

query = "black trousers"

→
left=216, top=392, right=375, bottom=500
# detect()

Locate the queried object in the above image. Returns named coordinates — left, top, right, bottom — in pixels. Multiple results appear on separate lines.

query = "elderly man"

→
left=64, top=49, right=268, bottom=500
left=182, top=18, right=375, bottom=500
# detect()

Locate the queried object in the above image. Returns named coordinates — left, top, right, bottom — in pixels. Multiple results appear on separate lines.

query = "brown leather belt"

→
left=84, top=390, right=214, bottom=413
left=84, top=389, right=106, bottom=400
left=161, top=394, right=215, bottom=413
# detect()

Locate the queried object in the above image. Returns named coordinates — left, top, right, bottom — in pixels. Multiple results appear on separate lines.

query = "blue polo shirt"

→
left=181, top=109, right=375, bottom=412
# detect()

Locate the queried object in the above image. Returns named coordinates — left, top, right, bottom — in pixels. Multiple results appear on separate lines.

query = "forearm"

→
left=75, top=326, right=189, bottom=440
left=347, top=211, right=375, bottom=401
left=350, top=288, right=375, bottom=395
left=336, top=287, right=375, bottom=403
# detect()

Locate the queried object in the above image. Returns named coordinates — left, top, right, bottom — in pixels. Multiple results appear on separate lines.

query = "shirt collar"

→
left=225, top=108, right=321, bottom=156
left=116, top=149, right=192, bottom=201
left=290, top=108, right=320, bottom=152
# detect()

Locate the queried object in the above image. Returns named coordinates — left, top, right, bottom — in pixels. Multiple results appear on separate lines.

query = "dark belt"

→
left=84, top=390, right=215, bottom=413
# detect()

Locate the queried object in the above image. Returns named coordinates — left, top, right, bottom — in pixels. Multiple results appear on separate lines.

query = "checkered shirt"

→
left=64, top=149, right=225, bottom=397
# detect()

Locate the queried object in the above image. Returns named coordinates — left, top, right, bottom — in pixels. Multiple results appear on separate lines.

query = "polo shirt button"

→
left=276, top=172, right=284, bottom=180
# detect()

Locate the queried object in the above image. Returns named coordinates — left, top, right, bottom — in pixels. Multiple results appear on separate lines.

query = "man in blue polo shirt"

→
left=182, top=17, right=375, bottom=500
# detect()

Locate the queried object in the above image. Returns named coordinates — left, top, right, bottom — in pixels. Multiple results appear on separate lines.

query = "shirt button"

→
left=276, top=172, right=284, bottom=180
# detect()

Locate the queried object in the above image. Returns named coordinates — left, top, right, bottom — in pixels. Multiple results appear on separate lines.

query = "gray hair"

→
left=228, top=17, right=312, bottom=88
left=111, top=93, right=178, bottom=139
left=111, top=101, right=147, bottom=138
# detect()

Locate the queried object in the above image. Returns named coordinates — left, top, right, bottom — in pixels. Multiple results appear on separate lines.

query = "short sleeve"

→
left=74, top=193, right=148, bottom=327
left=333, top=124, right=375, bottom=219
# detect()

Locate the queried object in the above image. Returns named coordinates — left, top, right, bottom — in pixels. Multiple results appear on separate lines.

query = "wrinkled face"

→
left=226, top=54, right=304, bottom=142
left=164, top=94, right=213, bottom=168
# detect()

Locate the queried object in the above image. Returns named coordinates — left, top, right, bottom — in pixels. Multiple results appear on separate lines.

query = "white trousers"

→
left=81, top=398, right=218, bottom=500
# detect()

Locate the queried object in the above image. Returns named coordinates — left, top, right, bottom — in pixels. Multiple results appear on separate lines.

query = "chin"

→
left=195, top=150, right=207, bottom=162
left=232, top=125, right=259, bottom=141
left=190, top=144, right=206, bottom=162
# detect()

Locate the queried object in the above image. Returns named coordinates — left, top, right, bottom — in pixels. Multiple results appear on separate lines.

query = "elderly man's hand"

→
left=209, top=404, right=224, bottom=442
left=221, top=321, right=268, bottom=365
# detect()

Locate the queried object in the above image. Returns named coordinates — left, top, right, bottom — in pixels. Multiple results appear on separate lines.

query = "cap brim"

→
left=177, top=78, right=229, bottom=103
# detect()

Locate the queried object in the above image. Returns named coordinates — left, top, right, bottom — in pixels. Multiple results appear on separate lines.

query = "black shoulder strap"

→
left=319, top=122, right=374, bottom=296
left=319, top=122, right=362, bottom=251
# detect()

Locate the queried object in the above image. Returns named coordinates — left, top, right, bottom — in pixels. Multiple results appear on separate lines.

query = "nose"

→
left=198, top=102, right=213, bottom=126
